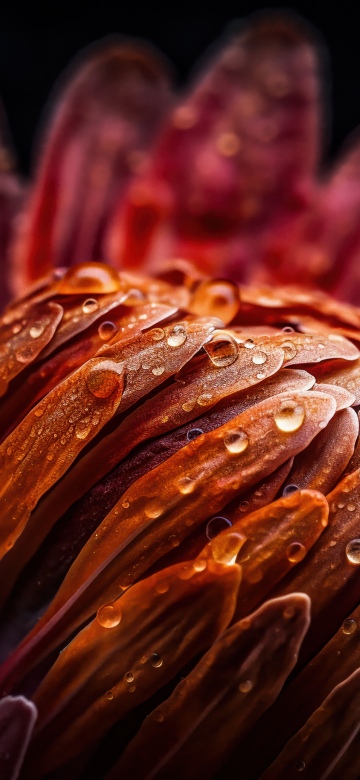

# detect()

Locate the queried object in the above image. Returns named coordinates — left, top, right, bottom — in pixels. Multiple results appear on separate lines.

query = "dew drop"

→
left=122, top=500, right=130, bottom=509
left=187, top=428, right=203, bottom=441
left=342, top=618, right=357, bottom=635
left=193, top=558, right=207, bottom=572
left=178, top=476, right=196, bottom=494
left=82, top=298, right=99, bottom=314
left=167, top=324, right=187, bottom=347
left=182, top=400, right=195, bottom=412
left=150, top=653, right=163, bottom=668
left=206, top=516, right=232, bottom=540
left=150, top=328, right=165, bottom=341
left=56, top=262, right=121, bottom=294
left=98, top=321, right=118, bottom=341
left=12, top=323, right=21, bottom=334
left=283, top=605, right=296, bottom=619
left=106, top=691, right=114, bottom=700
left=29, top=321, right=45, bottom=339
left=204, top=333, right=238, bottom=367
left=86, top=360, right=123, bottom=398
left=224, top=429, right=249, bottom=454
left=97, top=603, right=122, bottom=628
left=239, top=500, right=250, bottom=512
left=75, top=424, right=91, bottom=440
left=252, top=351, right=267, bottom=365
left=15, top=345, right=34, bottom=363
left=156, top=581, right=169, bottom=594
left=282, top=340, right=297, bottom=360
left=154, top=711, right=165, bottom=723
left=282, top=326, right=295, bottom=333
left=211, top=532, right=244, bottom=566
left=125, top=672, right=135, bottom=682
left=286, top=541, right=306, bottom=563
left=238, top=680, right=253, bottom=693
left=128, top=685, right=136, bottom=693
left=197, top=393, right=213, bottom=406
left=295, top=760, right=306, bottom=773
left=282, top=484, right=299, bottom=496
left=152, top=364, right=165, bottom=376
left=274, top=400, right=305, bottom=432
left=190, top=280, right=240, bottom=323
left=346, top=538, right=360, bottom=565
left=347, top=503, right=356, bottom=512
left=244, top=338, right=255, bottom=349
left=145, top=500, right=163, bottom=519
left=34, top=407, right=44, bottom=418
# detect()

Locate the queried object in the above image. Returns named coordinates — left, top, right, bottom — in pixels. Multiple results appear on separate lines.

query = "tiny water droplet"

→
left=224, top=429, right=249, bottom=454
left=156, top=581, right=169, bottom=594
left=178, top=476, right=196, bottom=494
left=97, top=603, right=122, bottom=628
left=167, top=324, right=187, bottom=347
left=347, top=503, right=356, bottom=512
left=15, top=345, right=34, bottom=363
left=182, top=401, right=196, bottom=412
left=152, top=364, right=165, bottom=376
left=193, top=558, right=207, bottom=572
left=151, top=328, right=165, bottom=341
left=295, top=760, right=306, bottom=773
left=98, top=321, right=118, bottom=341
left=282, top=484, right=299, bottom=496
left=125, top=672, right=135, bottom=682
left=206, top=516, right=232, bottom=540
left=82, top=298, right=98, bottom=314
left=75, top=424, right=91, bottom=440
left=274, top=400, right=305, bottom=432
left=346, top=538, right=360, bottom=565
left=106, top=690, right=114, bottom=700
left=286, top=541, right=306, bottom=563
left=187, top=428, right=203, bottom=441
left=145, top=500, right=163, bottom=519
left=197, top=393, right=213, bottom=406
left=282, top=340, right=297, bottom=360
left=122, top=500, right=130, bottom=509
left=238, top=680, right=253, bottom=693
left=342, top=618, right=357, bottom=635
left=244, top=338, right=255, bottom=349
left=150, top=653, right=163, bottom=668
left=211, top=531, right=244, bottom=566
left=282, top=326, right=295, bottom=333
left=34, top=407, right=44, bottom=418
left=29, top=321, right=45, bottom=339
left=252, top=351, right=267, bottom=365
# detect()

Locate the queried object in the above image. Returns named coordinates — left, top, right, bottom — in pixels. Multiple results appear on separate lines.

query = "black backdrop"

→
left=1, top=1, right=360, bottom=174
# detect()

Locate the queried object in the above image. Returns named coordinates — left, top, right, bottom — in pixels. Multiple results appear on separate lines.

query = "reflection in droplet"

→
left=238, top=680, right=253, bottom=693
left=282, top=484, right=299, bottom=497
left=86, top=360, right=123, bottom=399
left=286, top=542, right=306, bottom=563
left=125, top=672, right=135, bottom=682
left=211, top=532, right=244, bottom=566
left=98, top=321, right=118, bottom=341
left=167, top=325, right=187, bottom=347
left=29, top=321, right=45, bottom=339
left=204, top=333, right=238, bottom=367
left=206, top=516, right=232, bottom=540
left=274, top=400, right=305, bottom=432
left=346, top=539, right=360, bottom=565
left=150, top=653, right=163, bottom=668
left=342, top=618, right=357, bottom=635
left=178, top=476, right=196, bottom=494
left=224, top=429, right=249, bottom=454
left=187, top=428, right=203, bottom=441
left=82, top=298, right=99, bottom=314
left=97, top=603, right=122, bottom=628
left=282, top=340, right=297, bottom=360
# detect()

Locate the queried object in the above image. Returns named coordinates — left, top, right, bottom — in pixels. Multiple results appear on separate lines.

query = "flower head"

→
left=1, top=13, right=360, bottom=780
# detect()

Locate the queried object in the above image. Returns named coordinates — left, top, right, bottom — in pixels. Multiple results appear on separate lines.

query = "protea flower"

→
left=1, top=13, right=360, bottom=780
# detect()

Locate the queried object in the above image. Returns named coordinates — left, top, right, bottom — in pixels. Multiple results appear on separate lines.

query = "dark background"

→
left=1, top=1, right=360, bottom=174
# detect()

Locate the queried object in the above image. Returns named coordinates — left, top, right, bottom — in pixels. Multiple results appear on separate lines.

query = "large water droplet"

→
left=187, top=428, right=203, bottom=441
left=274, top=400, right=305, bottom=432
left=244, top=338, right=255, bottom=349
left=286, top=541, right=306, bottom=563
left=178, top=476, right=196, bottom=494
left=206, top=516, right=232, bottom=540
left=150, top=653, right=163, bottom=668
left=346, top=538, right=360, bottom=565
left=97, top=603, right=122, bottom=628
left=82, top=298, right=99, bottom=314
left=211, top=531, right=244, bottom=566
left=204, top=333, right=238, bottom=367
left=252, top=351, right=267, bottom=365
left=282, top=340, right=297, bottom=360
left=98, top=321, right=118, bottom=341
left=167, top=324, right=187, bottom=347
left=56, top=262, right=122, bottom=294
left=125, top=671, right=135, bottom=682
left=87, top=360, right=123, bottom=399
left=224, top=429, right=249, bottom=454
left=342, top=618, right=357, bottom=635
left=29, top=321, right=45, bottom=339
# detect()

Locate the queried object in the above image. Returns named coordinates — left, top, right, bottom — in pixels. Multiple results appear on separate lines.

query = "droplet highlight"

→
left=224, top=429, right=249, bottom=454
left=97, top=603, right=122, bottom=628
left=274, top=400, right=305, bottom=433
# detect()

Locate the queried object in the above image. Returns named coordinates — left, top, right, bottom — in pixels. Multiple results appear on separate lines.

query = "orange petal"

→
left=24, top=558, right=241, bottom=777
left=111, top=594, right=310, bottom=780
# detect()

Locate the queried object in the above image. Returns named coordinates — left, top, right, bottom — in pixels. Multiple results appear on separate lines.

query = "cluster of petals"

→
left=1, top=11, right=360, bottom=780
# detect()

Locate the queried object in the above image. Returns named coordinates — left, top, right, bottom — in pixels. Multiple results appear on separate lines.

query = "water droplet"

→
left=182, top=401, right=195, bottom=412
left=252, top=351, right=267, bottom=365
left=167, top=324, right=187, bottom=347
left=34, top=407, right=44, bottom=418
left=244, top=338, right=255, bottom=349
left=12, top=323, right=21, bottom=334
left=75, top=424, right=91, bottom=440
left=239, top=500, right=250, bottom=512
left=150, top=328, right=165, bottom=341
left=150, top=653, right=163, bottom=668
left=56, top=262, right=122, bottom=294
left=154, top=711, right=165, bottom=723
left=122, top=500, right=130, bottom=509
left=347, top=503, right=356, bottom=512
left=238, top=680, right=253, bottom=693
left=145, top=500, right=163, bottom=519
left=193, top=559, right=207, bottom=572
left=211, top=532, right=244, bottom=566
left=204, top=334, right=238, bottom=367
left=15, top=345, right=35, bottom=363
left=82, top=298, right=99, bottom=314
left=286, top=541, right=306, bottom=563
left=106, top=691, right=114, bottom=700
left=98, top=321, right=118, bottom=341
left=282, top=326, right=295, bottom=333
left=283, top=605, right=296, bottom=619
left=178, top=476, right=196, bottom=494
left=342, top=618, right=357, bottom=635
left=97, top=603, right=122, bottom=628
left=189, top=280, right=240, bottom=323
left=282, top=484, right=299, bottom=496
left=346, top=538, right=360, bottom=564
left=206, top=516, right=232, bottom=540
left=125, top=672, right=135, bottom=682
left=282, top=340, right=297, bottom=360
left=295, top=760, right=306, bottom=773
left=274, top=400, right=305, bottom=432
left=152, top=364, right=165, bottom=376
left=187, top=428, right=203, bottom=441
left=197, top=393, right=213, bottom=406
left=128, top=685, right=136, bottom=693
left=156, top=581, right=169, bottom=594
left=86, top=360, right=123, bottom=398
left=29, top=321, right=45, bottom=339
left=224, top=429, right=249, bottom=454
